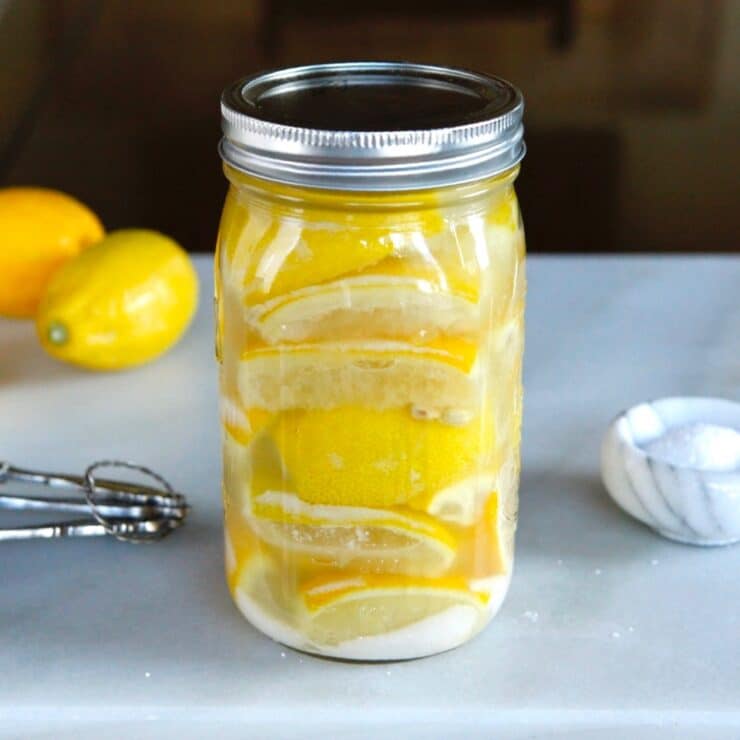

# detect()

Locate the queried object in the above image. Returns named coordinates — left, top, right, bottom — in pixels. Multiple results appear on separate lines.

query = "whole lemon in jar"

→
left=36, top=229, right=198, bottom=370
left=0, top=187, right=104, bottom=318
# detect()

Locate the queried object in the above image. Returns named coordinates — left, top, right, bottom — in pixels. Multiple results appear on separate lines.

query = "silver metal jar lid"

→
left=220, top=62, right=525, bottom=191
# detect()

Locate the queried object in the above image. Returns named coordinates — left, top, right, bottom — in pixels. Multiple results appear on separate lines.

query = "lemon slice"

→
left=232, top=549, right=308, bottom=649
left=489, top=316, right=525, bottom=459
left=221, top=398, right=271, bottom=521
left=223, top=430, right=250, bottom=493
left=223, top=431, right=255, bottom=594
left=271, top=404, right=493, bottom=507
left=245, top=253, right=482, bottom=344
left=239, top=336, right=480, bottom=412
left=457, top=468, right=517, bottom=579
left=408, top=472, right=499, bottom=526
left=222, top=204, right=397, bottom=304
left=224, top=517, right=257, bottom=593
left=252, top=224, right=397, bottom=302
left=220, top=396, right=272, bottom=446
left=219, top=181, right=449, bottom=305
left=473, top=492, right=509, bottom=576
left=298, top=573, right=489, bottom=648
left=486, top=199, right=525, bottom=321
left=246, top=489, right=457, bottom=577
left=487, top=186, right=520, bottom=231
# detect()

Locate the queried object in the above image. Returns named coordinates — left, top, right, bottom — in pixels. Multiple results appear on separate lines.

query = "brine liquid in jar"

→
left=217, top=63, right=526, bottom=660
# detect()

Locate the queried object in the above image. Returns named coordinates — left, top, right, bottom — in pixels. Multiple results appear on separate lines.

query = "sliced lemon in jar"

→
left=457, top=482, right=516, bottom=579
left=220, top=396, right=273, bottom=446
left=223, top=426, right=250, bottom=483
left=456, top=457, right=519, bottom=578
left=239, top=336, right=481, bottom=412
left=223, top=207, right=397, bottom=303
left=245, top=252, right=482, bottom=344
left=408, top=471, right=499, bottom=527
left=298, top=573, right=489, bottom=647
left=221, top=398, right=271, bottom=524
left=222, top=432, right=253, bottom=586
left=271, top=404, right=493, bottom=507
left=232, top=549, right=307, bottom=649
left=487, top=185, right=520, bottom=231
left=249, top=224, right=396, bottom=303
left=246, top=489, right=457, bottom=577
left=488, top=315, right=525, bottom=458
left=224, top=516, right=257, bottom=594
left=486, top=198, right=525, bottom=321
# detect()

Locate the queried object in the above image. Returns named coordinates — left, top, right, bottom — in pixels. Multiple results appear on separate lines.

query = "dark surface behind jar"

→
left=1, top=0, right=737, bottom=253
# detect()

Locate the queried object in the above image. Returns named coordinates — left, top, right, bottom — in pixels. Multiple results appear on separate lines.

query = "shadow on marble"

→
left=0, top=325, right=79, bottom=387
left=0, top=518, right=263, bottom=670
left=517, top=468, right=665, bottom=565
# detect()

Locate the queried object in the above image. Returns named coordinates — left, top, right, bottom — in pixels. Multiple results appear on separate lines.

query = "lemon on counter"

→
left=36, top=229, right=198, bottom=370
left=0, top=187, right=104, bottom=318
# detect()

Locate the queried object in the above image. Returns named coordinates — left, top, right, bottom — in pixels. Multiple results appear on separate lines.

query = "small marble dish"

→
left=601, top=397, right=740, bottom=546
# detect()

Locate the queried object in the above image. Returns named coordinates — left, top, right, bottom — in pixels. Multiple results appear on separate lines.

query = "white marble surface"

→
left=1, top=256, right=739, bottom=739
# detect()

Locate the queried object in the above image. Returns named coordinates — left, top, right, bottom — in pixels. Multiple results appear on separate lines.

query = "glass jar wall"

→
left=216, top=63, right=526, bottom=659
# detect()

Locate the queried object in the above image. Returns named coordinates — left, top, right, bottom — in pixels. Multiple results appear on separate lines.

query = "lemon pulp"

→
left=271, top=405, right=493, bottom=507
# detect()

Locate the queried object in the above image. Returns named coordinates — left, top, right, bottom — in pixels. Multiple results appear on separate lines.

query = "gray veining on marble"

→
left=602, top=397, right=740, bottom=545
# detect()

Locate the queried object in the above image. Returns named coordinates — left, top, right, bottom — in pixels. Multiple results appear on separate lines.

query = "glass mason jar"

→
left=216, top=63, right=526, bottom=660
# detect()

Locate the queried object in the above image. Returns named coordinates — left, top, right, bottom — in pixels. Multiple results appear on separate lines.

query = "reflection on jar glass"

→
left=216, top=63, right=526, bottom=660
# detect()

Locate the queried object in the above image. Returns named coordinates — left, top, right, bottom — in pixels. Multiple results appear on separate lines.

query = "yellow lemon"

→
left=0, top=187, right=104, bottom=317
left=272, top=404, right=494, bottom=508
left=298, top=573, right=489, bottom=647
left=36, top=229, right=198, bottom=370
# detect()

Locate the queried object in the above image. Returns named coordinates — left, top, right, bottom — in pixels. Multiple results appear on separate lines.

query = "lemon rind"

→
left=246, top=275, right=480, bottom=343
left=244, top=490, right=456, bottom=575
left=238, top=340, right=480, bottom=411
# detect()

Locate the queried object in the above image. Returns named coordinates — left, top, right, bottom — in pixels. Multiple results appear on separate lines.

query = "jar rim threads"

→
left=220, top=62, right=525, bottom=191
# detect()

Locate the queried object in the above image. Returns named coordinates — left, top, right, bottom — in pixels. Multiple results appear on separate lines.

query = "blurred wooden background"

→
left=0, top=0, right=737, bottom=253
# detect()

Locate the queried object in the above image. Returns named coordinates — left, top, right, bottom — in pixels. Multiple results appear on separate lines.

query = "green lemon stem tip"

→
left=47, top=320, right=69, bottom=346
